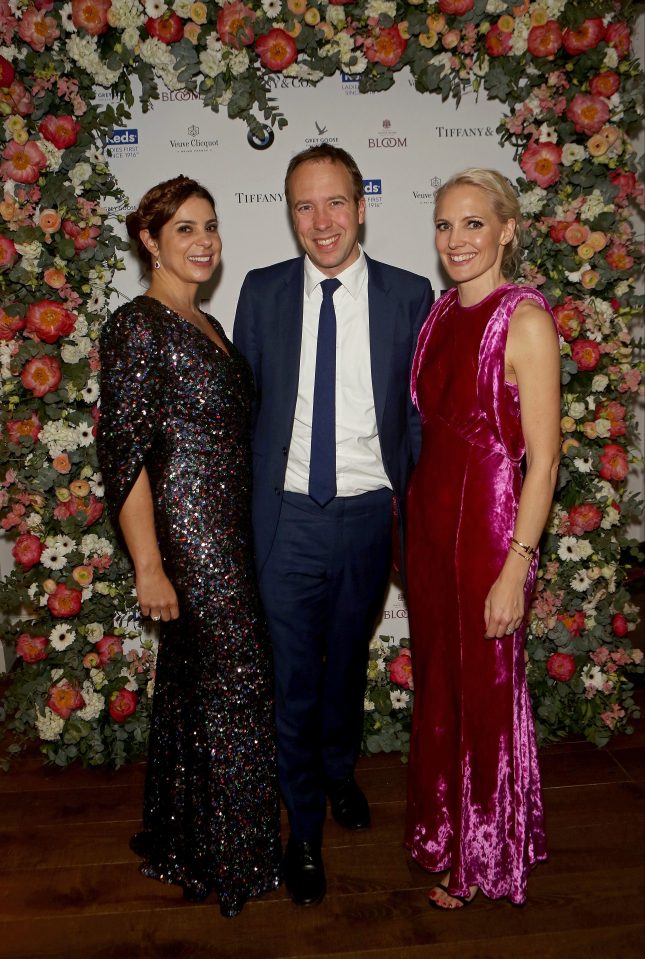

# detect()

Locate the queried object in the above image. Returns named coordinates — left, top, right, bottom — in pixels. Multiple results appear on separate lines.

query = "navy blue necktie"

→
left=309, top=277, right=341, bottom=507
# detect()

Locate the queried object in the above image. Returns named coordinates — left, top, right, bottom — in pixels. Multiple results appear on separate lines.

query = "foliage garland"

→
left=0, top=0, right=643, bottom=768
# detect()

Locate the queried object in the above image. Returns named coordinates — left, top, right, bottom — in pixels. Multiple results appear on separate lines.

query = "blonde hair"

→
left=434, top=169, right=523, bottom=280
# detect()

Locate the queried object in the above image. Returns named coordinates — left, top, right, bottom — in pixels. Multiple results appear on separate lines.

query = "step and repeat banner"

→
left=102, top=71, right=514, bottom=645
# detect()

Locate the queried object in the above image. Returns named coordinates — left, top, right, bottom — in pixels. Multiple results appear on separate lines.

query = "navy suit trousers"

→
left=259, top=488, right=393, bottom=842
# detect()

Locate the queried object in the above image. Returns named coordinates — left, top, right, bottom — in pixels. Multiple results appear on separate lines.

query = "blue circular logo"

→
left=247, top=124, right=275, bottom=151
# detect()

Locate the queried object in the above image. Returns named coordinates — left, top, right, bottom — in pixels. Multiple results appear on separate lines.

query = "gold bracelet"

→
left=511, top=536, right=535, bottom=556
left=510, top=544, right=532, bottom=562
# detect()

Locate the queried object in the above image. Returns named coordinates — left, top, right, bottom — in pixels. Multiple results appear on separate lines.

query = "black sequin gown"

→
left=97, top=295, right=281, bottom=917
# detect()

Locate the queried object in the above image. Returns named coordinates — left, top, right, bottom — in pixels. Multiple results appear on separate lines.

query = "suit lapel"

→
left=366, top=255, right=395, bottom=431
left=276, top=258, right=305, bottom=428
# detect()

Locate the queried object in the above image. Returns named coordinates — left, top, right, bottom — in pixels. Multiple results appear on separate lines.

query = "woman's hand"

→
left=136, top=565, right=179, bottom=622
left=484, top=566, right=527, bottom=639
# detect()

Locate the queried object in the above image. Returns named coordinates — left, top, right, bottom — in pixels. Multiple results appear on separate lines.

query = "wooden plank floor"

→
left=0, top=725, right=642, bottom=959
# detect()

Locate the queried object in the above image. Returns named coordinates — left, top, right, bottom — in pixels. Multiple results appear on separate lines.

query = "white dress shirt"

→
left=284, top=250, right=392, bottom=496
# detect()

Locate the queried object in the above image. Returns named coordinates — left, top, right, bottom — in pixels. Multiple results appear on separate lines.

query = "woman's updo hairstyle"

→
left=126, top=175, right=215, bottom=268
left=434, top=169, right=523, bottom=280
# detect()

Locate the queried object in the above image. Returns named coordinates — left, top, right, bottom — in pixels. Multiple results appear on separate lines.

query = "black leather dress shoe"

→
left=282, top=838, right=326, bottom=906
left=328, top=776, right=370, bottom=829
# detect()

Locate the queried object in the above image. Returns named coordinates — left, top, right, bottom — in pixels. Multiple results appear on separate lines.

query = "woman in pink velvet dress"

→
left=405, top=169, right=561, bottom=909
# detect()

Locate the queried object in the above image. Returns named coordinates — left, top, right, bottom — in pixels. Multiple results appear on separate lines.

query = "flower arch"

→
left=0, top=0, right=643, bottom=768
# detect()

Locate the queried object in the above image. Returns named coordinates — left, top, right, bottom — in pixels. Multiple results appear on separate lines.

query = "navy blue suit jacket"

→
left=233, top=254, right=434, bottom=574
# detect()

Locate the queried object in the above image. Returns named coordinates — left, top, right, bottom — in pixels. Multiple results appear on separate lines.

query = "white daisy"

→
left=41, top=547, right=68, bottom=571
left=571, top=570, right=591, bottom=592
left=89, top=473, right=105, bottom=497
left=59, top=1, right=75, bottom=31
left=81, top=378, right=100, bottom=403
left=47, top=535, right=75, bottom=554
left=262, top=0, right=281, bottom=17
left=144, top=0, right=165, bottom=17
left=581, top=664, right=606, bottom=690
left=49, top=624, right=76, bottom=651
left=390, top=690, right=410, bottom=709
left=363, top=696, right=375, bottom=712
left=573, top=455, right=593, bottom=474
left=77, top=420, right=95, bottom=447
left=557, top=536, right=578, bottom=561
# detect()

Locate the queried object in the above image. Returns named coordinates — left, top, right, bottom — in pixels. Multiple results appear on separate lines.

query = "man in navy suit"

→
left=234, top=145, right=433, bottom=906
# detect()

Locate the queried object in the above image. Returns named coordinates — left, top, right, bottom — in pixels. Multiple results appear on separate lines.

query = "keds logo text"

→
left=363, top=180, right=382, bottom=195
left=107, top=129, right=138, bottom=145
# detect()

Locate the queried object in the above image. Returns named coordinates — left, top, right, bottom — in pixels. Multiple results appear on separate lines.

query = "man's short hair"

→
left=284, top=144, right=364, bottom=207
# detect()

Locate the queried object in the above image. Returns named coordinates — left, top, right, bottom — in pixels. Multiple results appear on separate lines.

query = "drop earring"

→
left=154, top=259, right=160, bottom=270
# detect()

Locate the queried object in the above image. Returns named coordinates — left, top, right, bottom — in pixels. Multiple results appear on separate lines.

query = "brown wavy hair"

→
left=126, top=175, right=216, bottom=267
left=434, top=169, right=523, bottom=280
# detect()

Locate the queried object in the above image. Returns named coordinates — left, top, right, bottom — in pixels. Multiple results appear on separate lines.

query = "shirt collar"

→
left=304, top=246, right=367, bottom=300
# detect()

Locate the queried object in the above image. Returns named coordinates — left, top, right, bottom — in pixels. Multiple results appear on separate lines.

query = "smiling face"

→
left=289, top=158, right=365, bottom=277
left=141, top=194, right=221, bottom=288
left=434, top=183, right=516, bottom=303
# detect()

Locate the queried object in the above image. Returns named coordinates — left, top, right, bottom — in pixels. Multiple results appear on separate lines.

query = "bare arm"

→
left=119, top=468, right=179, bottom=622
left=484, top=300, right=561, bottom=639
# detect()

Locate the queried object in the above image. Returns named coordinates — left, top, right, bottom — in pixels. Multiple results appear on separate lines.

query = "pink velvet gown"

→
left=404, top=283, right=550, bottom=904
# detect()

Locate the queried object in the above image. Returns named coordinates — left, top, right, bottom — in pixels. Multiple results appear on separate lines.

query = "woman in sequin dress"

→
left=405, top=170, right=561, bottom=908
left=97, top=176, right=281, bottom=917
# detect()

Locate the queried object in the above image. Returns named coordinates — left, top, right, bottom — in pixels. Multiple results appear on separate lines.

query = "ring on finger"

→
left=151, top=613, right=161, bottom=622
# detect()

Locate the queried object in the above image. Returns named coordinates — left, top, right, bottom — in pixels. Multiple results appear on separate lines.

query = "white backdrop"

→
left=103, top=71, right=516, bottom=646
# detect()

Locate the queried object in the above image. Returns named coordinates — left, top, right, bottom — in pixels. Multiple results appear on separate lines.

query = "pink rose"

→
left=527, top=20, right=562, bottom=59
left=255, top=28, right=298, bottom=71
left=145, top=12, right=184, bottom=44
left=0, top=235, right=17, bottom=270
left=605, top=21, right=630, bottom=59
left=485, top=23, right=513, bottom=57
left=0, top=139, right=47, bottom=185
left=12, top=532, right=43, bottom=570
left=0, top=54, right=15, bottom=87
left=589, top=71, right=620, bottom=98
left=388, top=648, right=413, bottom=689
left=520, top=141, right=562, bottom=188
left=553, top=302, right=583, bottom=342
left=16, top=632, right=48, bottom=663
left=47, top=583, right=83, bottom=618
left=6, top=413, right=42, bottom=444
left=546, top=652, right=576, bottom=682
left=571, top=339, right=600, bottom=372
left=567, top=503, right=602, bottom=535
left=71, top=0, right=111, bottom=37
left=17, top=6, right=60, bottom=51
left=109, top=688, right=138, bottom=723
left=217, top=0, right=256, bottom=48
left=48, top=679, right=85, bottom=719
left=96, top=634, right=123, bottom=665
left=62, top=219, right=100, bottom=251
left=562, top=18, right=604, bottom=55
left=438, top=0, right=474, bottom=13
left=21, top=355, right=62, bottom=397
left=599, top=443, right=628, bottom=482
left=611, top=614, right=628, bottom=638
left=566, top=94, right=610, bottom=136
left=364, top=26, right=407, bottom=67
left=25, top=300, right=76, bottom=344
